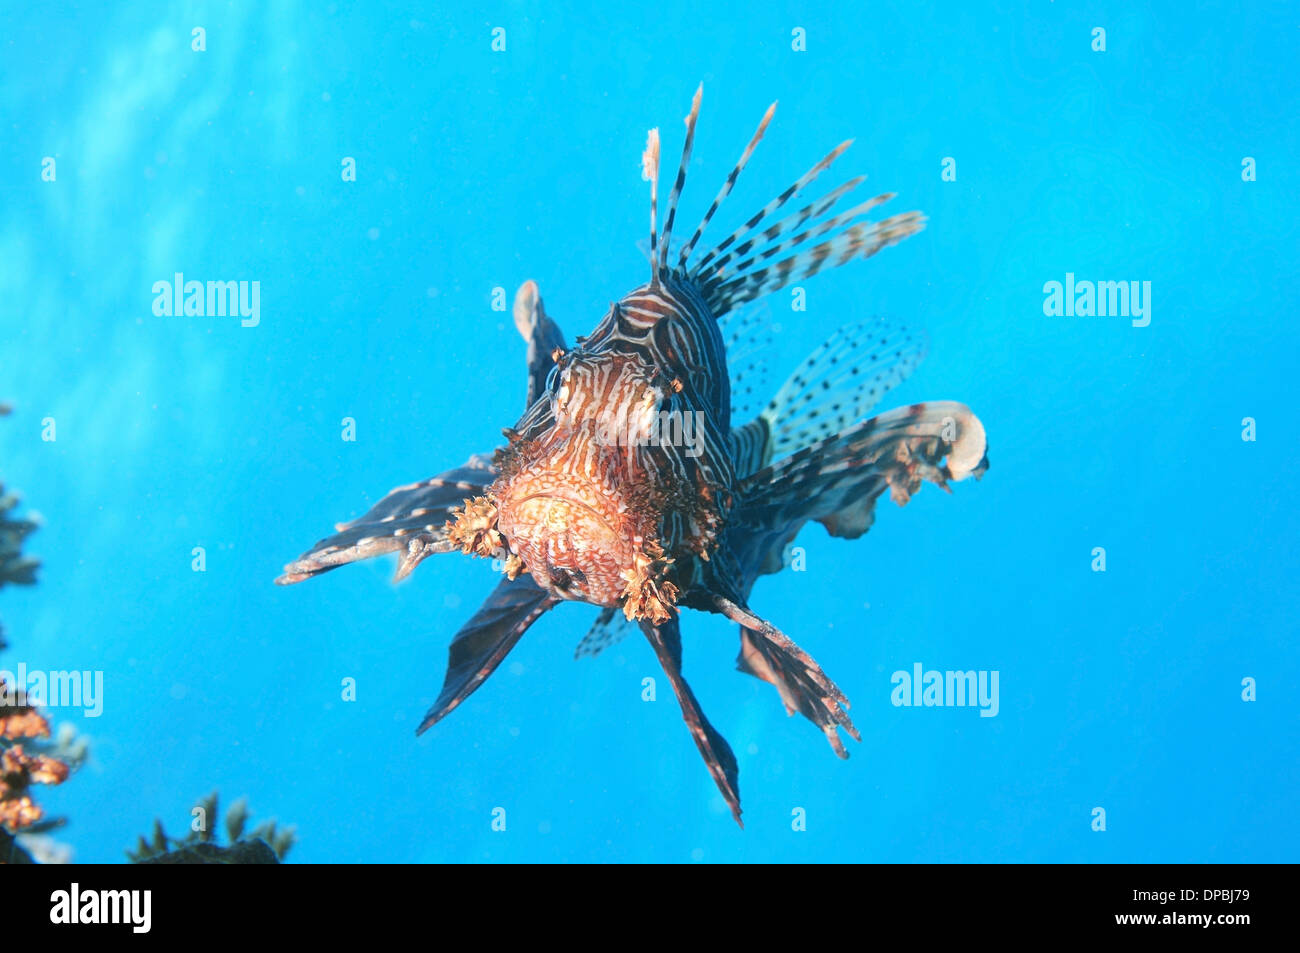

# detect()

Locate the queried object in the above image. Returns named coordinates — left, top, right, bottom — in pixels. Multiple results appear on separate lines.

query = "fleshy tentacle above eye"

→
left=514, top=280, right=566, bottom=408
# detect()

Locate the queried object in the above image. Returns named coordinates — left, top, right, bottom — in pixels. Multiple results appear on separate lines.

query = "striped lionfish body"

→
left=479, top=273, right=736, bottom=620
left=278, top=87, right=989, bottom=826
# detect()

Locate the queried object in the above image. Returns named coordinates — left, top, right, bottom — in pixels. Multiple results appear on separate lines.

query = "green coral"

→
left=0, top=415, right=65, bottom=864
left=0, top=404, right=41, bottom=602
left=127, top=792, right=296, bottom=864
left=2, top=404, right=297, bottom=866
left=0, top=487, right=41, bottom=596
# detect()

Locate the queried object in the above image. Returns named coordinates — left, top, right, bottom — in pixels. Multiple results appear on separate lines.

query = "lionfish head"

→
left=447, top=349, right=684, bottom=623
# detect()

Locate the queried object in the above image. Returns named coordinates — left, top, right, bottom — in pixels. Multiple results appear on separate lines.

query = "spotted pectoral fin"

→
left=275, top=455, right=497, bottom=585
left=640, top=615, right=743, bottom=827
left=720, top=300, right=774, bottom=420
left=574, top=606, right=634, bottom=659
left=513, top=280, right=566, bottom=408
left=714, top=595, right=860, bottom=759
left=757, top=317, right=928, bottom=462
left=418, top=574, right=557, bottom=734
left=736, top=401, right=988, bottom=544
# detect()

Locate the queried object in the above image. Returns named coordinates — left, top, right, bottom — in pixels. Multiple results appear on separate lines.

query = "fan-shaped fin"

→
left=640, top=614, right=743, bottom=827
left=275, top=456, right=496, bottom=585
left=417, top=574, right=557, bottom=734
left=736, top=401, right=988, bottom=542
left=711, top=595, right=859, bottom=759
left=720, top=301, right=774, bottom=420
left=760, top=317, right=927, bottom=461
left=574, top=606, right=634, bottom=659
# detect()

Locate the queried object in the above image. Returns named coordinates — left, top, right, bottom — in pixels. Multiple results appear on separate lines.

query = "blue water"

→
left=2, top=2, right=1297, bottom=863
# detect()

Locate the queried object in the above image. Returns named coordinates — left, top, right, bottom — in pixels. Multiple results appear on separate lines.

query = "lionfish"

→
left=278, top=87, right=988, bottom=826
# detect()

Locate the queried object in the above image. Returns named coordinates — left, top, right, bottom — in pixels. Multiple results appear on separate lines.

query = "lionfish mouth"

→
left=443, top=475, right=678, bottom=621
left=494, top=483, right=631, bottom=605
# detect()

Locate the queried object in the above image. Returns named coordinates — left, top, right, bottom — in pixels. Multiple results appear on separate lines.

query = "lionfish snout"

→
left=493, top=469, right=635, bottom=606
left=445, top=353, right=682, bottom=620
